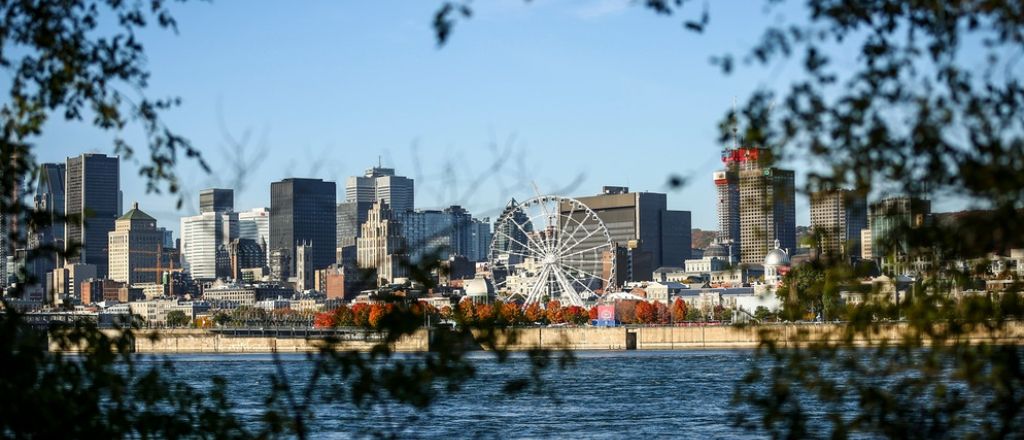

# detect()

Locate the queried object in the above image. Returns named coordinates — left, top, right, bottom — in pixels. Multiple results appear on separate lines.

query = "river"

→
left=146, top=350, right=770, bottom=438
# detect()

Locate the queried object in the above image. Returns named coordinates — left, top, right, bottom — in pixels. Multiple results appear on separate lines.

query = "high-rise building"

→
left=270, top=178, right=337, bottom=275
left=728, top=147, right=796, bottom=265
left=713, top=168, right=740, bottom=256
left=228, top=238, right=265, bottom=280
left=869, top=196, right=931, bottom=259
left=809, top=189, right=868, bottom=259
left=567, top=187, right=692, bottom=280
left=491, top=199, right=531, bottom=266
left=65, top=153, right=120, bottom=278
left=0, top=209, right=7, bottom=289
left=336, top=201, right=372, bottom=249
left=238, top=207, right=270, bottom=263
left=345, top=166, right=414, bottom=213
left=108, top=203, right=164, bottom=284
left=180, top=211, right=238, bottom=280
left=357, top=200, right=407, bottom=284
left=199, top=188, right=234, bottom=214
left=468, top=219, right=492, bottom=263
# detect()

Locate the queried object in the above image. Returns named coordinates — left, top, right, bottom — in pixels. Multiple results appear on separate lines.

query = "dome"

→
left=704, top=242, right=729, bottom=258
left=764, top=239, right=790, bottom=267
left=464, top=277, right=494, bottom=298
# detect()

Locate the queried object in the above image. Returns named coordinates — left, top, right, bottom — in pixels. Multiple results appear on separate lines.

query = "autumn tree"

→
left=616, top=301, right=637, bottom=325
left=545, top=301, right=564, bottom=324
left=333, top=306, right=355, bottom=327
left=313, top=312, right=335, bottom=329
left=367, top=304, right=387, bottom=329
left=634, top=302, right=656, bottom=325
left=653, top=301, right=670, bottom=325
left=671, top=298, right=688, bottom=323
left=498, top=302, right=522, bottom=326
left=563, top=306, right=589, bottom=325
left=524, top=303, right=545, bottom=324
left=350, top=303, right=371, bottom=328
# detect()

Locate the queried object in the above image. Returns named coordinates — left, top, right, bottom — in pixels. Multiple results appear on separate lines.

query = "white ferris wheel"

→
left=489, top=195, right=615, bottom=307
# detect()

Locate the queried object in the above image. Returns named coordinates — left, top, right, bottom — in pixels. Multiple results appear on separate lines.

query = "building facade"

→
left=107, top=203, right=164, bottom=285
left=180, top=211, right=238, bottom=280
left=869, top=196, right=931, bottom=262
left=566, top=187, right=692, bottom=281
left=336, top=200, right=372, bottom=251
left=344, top=166, right=414, bottom=213
left=269, top=178, right=337, bottom=276
left=238, top=207, right=270, bottom=265
left=357, top=200, right=407, bottom=284
left=809, top=189, right=868, bottom=259
left=199, top=188, right=234, bottom=214
left=65, top=153, right=120, bottom=278
left=731, top=147, right=796, bottom=265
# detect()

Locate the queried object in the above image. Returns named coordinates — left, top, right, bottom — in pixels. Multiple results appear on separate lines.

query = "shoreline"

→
left=49, top=321, right=1024, bottom=354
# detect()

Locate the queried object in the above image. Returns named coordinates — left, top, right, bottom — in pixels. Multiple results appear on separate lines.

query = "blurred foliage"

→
left=434, top=0, right=1024, bottom=437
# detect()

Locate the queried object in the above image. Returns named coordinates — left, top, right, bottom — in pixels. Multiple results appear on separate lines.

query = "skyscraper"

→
left=270, top=178, right=337, bottom=275
left=869, top=196, right=931, bottom=259
left=65, top=153, right=120, bottom=278
left=730, top=147, right=796, bottom=265
left=336, top=201, right=372, bottom=249
left=238, top=207, right=270, bottom=265
left=180, top=211, right=238, bottom=280
left=199, top=188, right=234, bottom=214
left=108, top=203, right=164, bottom=284
left=810, top=189, right=868, bottom=259
left=567, top=187, right=692, bottom=280
left=491, top=198, right=531, bottom=266
left=357, top=200, right=407, bottom=284
left=712, top=167, right=740, bottom=256
left=344, top=166, right=414, bottom=213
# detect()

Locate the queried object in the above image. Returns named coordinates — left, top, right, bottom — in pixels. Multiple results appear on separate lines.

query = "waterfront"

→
left=153, top=350, right=766, bottom=439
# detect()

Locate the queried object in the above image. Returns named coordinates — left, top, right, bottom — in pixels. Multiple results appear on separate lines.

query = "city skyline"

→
left=24, top=1, right=865, bottom=234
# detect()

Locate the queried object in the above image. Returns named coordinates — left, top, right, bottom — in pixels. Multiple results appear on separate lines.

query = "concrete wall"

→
left=479, top=321, right=1024, bottom=351
left=50, top=322, right=1024, bottom=353
left=51, top=329, right=429, bottom=353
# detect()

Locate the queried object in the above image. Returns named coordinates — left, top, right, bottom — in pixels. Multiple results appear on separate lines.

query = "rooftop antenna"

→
left=378, top=155, right=382, bottom=168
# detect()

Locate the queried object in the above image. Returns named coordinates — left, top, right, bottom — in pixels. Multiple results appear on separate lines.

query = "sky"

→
left=34, top=0, right=822, bottom=236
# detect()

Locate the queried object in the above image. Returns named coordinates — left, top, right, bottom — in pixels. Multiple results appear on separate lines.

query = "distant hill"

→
left=691, top=229, right=717, bottom=249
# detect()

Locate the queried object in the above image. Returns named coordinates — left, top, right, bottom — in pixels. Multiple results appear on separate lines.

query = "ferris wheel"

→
left=489, top=195, right=615, bottom=307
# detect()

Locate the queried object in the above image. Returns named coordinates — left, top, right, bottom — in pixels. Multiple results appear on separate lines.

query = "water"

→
left=147, top=350, right=763, bottom=439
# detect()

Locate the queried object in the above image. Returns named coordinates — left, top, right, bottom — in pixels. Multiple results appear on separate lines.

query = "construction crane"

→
left=132, top=243, right=184, bottom=297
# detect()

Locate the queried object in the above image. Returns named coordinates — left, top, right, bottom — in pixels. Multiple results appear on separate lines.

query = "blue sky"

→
left=34, top=0, right=819, bottom=235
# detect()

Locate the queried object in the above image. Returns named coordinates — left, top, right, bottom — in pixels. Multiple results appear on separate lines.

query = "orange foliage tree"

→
left=671, top=298, right=688, bottom=322
left=351, top=303, right=371, bottom=327
left=588, top=305, right=599, bottom=321
left=564, top=306, right=589, bottom=325
left=333, top=305, right=354, bottom=327
left=654, top=301, right=671, bottom=324
left=498, top=301, right=521, bottom=326
left=616, top=301, right=637, bottom=324
left=524, top=302, right=545, bottom=324
left=313, top=312, right=336, bottom=328
left=635, top=301, right=656, bottom=324
left=368, top=304, right=387, bottom=328
left=545, top=300, right=564, bottom=324
left=475, top=303, right=495, bottom=324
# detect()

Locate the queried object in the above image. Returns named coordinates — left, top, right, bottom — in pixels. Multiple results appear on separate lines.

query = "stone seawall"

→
left=49, top=322, right=1024, bottom=353
left=50, top=329, right=430, bottom=353
left=478, top=321, right=1024, bottom=351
